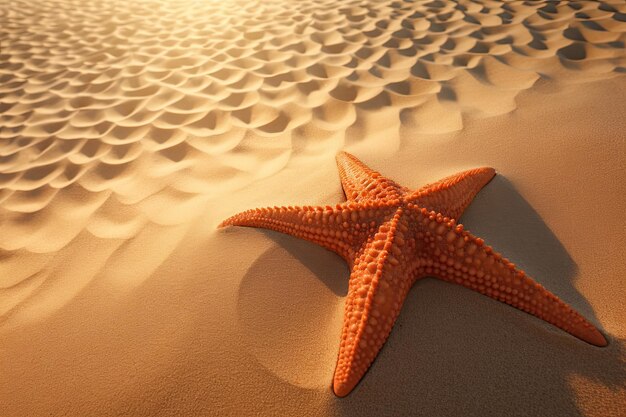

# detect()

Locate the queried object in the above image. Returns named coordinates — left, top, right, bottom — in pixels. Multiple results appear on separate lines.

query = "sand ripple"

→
left=0, top=0, right=624, bottom=323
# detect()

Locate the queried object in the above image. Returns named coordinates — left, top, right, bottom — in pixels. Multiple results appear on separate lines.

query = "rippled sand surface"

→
left=1, top=1, right=625, bottom=416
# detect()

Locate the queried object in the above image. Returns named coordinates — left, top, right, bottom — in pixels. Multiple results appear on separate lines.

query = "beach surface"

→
left=1, top=0, right=625, bottom=415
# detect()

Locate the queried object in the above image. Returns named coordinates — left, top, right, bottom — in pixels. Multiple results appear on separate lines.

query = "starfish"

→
left=219, top=151, right=607, bottom=397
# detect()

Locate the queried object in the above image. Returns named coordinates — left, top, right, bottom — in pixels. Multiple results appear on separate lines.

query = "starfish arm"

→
left=333, top=208, right=414, bottom=397
left=336, top=151, right=408, bottom=202
left=411, top=207, right=607, bottom=347
left=219, top=203, right=396, bottom=264
left=406, top=167, right=495, bottom=220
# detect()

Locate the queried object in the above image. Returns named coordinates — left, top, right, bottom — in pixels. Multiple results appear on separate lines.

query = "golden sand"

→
left=0, top=0, right=625, bottom=415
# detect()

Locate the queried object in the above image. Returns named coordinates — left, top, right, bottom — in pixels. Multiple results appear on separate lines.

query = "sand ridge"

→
left=0, top=0, right=623, bottom=267
left=2, top=0, right=624, bottom=220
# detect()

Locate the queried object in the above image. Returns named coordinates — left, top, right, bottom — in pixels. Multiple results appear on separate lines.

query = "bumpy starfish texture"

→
left=219, top=151, right=607, bottom=397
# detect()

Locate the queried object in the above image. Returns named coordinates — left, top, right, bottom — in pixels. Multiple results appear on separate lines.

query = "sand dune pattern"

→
left=0, top=0, right=624, bottom=324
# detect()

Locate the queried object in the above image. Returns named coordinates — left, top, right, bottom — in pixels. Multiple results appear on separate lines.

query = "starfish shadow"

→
left=460, top=175, right=603, bottom=332
left=262, top=230, right=349, bottom=297
left=235, top=230, right=347, bottom=389
left=235, top=174, right=624, bottom=414
left=332, top=175, right=625, bottom=416
left=234, top=173, right=623, bottom=414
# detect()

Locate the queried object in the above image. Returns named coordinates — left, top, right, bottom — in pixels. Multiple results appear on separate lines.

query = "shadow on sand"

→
left=238, top=174, right=625, bottom=416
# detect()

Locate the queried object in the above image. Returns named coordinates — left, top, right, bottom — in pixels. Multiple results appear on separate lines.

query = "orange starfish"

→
left=219, top=151, right=607, bottom=397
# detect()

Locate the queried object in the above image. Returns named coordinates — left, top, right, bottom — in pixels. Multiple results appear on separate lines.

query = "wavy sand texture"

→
left=1, top=0, right=624, bottom=323
left=0, top=0, right=625, bottom=416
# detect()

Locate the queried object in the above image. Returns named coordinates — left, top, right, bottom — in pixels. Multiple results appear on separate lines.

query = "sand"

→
left=1, top=0, right=625, bottom=415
